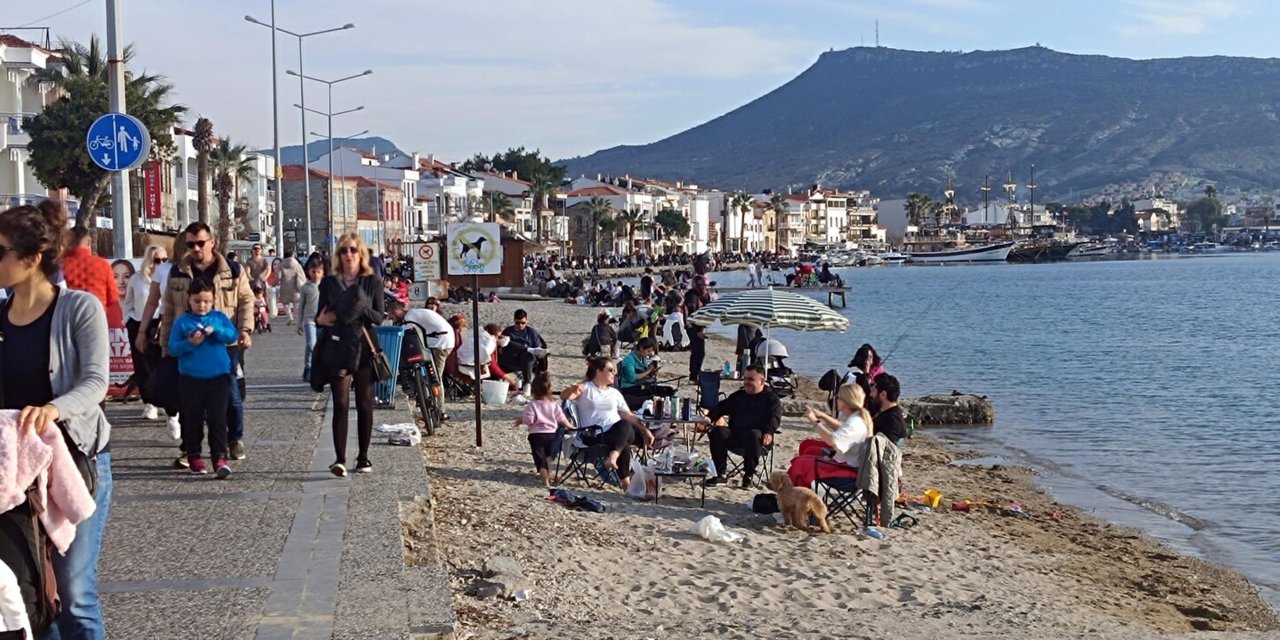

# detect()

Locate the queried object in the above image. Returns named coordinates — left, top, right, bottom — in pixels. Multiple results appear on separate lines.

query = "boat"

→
left=907, top=240, right=1015, bottom=264
left=1068, top=242, right=1113, bottom=258
left=881, top=251, right=909, bottom=264
left=1007, top=240, right=1084, bottom=263
left=1190, top=241, right=1231, bottom=253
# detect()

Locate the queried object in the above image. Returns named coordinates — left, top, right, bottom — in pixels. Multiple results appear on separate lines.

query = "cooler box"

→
left=374, top=325, right=406, bottom=406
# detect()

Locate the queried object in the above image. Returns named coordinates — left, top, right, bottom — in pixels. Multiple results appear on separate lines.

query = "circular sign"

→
left=418, top=244, right=434, bottom=259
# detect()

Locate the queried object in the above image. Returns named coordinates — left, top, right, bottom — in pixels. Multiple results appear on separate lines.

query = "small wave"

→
left=1097, top=485, right=1211, bottom=531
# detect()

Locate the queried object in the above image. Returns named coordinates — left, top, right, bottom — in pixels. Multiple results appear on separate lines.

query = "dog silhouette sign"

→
left=446, top=222, right=503, bottom=275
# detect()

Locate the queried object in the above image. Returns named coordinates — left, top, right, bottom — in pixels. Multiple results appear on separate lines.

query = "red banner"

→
left=144, top=161, right=162, bottom=219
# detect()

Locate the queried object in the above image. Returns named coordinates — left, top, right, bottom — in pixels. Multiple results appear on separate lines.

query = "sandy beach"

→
left=406, top=299, right=1277, bottom=640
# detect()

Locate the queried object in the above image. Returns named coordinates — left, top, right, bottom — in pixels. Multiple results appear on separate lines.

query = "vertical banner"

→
left=106, top=257, right=140, bottom=398
left=144, top=161, right=162, bottom=219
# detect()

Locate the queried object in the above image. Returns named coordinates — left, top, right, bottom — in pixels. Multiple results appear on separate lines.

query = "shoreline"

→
left=410, top=299, right=1278, bottom=639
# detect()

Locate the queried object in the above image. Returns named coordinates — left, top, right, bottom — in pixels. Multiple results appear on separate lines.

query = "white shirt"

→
left=124, top=272, right=152, bottom=321
left=457, top=331, right=496, bottom=368
left=154, top=261, right=174, bottom=295
left=403, top=308, right=455, bottom=351
left=0, top=559, right=30, bottom=636
left=574, top=382, right=628, bottom=430
left=831, top=413, right=871, bottom=467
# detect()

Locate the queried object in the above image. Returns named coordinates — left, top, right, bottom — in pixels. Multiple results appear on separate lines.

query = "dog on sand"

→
left=767, top=472, right=831, bottom=533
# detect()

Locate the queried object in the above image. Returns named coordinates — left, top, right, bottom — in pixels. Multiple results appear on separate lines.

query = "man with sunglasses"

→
left=498, top=309, right=548, bottom=404
left=160, top=222, right=255, bottom=463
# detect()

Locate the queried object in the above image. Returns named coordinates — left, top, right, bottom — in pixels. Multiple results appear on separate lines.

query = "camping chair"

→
left=813, top=458, right=875, bottom=529
left=552, top=401, right=618, bottom=488
left=696, top=370, right=724, bottom=413
left=724, top=436, right=775, bottom=488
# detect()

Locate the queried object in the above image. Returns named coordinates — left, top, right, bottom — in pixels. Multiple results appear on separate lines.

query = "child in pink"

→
left=513, top=372, right=574, bottom=487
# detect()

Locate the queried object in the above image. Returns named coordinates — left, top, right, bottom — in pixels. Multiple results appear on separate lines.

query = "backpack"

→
left=817, top=369, right=840, bottom=391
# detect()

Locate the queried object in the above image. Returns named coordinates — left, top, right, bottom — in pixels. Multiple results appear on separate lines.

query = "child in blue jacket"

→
left=167, top=277, right=240, bottom=478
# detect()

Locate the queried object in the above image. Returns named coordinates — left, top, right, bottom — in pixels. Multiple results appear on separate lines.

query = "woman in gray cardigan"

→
left=0, top=200, right=111, bottom=639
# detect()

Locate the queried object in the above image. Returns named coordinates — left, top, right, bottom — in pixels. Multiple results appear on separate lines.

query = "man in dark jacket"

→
left=704, top=366, right=781, bottom=488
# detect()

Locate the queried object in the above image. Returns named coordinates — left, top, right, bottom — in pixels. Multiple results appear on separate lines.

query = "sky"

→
left=9, top=0, right=1279, bottom=164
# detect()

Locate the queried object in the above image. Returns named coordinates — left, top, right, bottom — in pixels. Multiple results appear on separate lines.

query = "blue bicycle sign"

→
left=86, top=113, right=151, bottom=172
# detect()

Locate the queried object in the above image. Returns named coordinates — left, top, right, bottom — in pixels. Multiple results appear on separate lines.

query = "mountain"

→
left=562, top=46, right=1280, bottom=199
left=275, top=136, right=404, bottom=166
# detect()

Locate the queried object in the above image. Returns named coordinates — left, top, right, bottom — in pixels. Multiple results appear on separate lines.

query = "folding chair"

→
left=813, top=458, right=876, bottom=529
left=696, top=371, right=724, bottom=413
left=552, top=401, right=618, bottom=487
left=725, top=439, right=775, bottom=487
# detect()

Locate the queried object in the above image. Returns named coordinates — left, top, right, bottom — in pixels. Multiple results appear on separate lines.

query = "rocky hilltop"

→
left=563, top=46, right=1280, bottom=198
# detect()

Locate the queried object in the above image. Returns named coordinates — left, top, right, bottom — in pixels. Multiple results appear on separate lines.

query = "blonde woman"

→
left=315, top=234, right=385, bottom=477
left=787, top=383, right=874, bottom=488
left=124, top=244, right=168, bottom=419
left=134, top=232, right=187, bottom=437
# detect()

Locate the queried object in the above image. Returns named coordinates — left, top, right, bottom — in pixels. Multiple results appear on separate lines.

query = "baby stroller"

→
left=752, top=338, right=797, bottom=398
left=252, top=283, right=272, bottom=334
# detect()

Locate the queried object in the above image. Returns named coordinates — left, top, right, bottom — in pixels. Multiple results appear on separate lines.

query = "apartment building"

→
left=0, top=35, right=58, bottom=210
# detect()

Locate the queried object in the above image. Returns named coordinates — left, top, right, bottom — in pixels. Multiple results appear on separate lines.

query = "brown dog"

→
left=767, top=472, right=831, bottom=533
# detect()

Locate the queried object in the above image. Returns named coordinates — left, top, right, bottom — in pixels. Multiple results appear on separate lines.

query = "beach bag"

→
left=817, top=369, right=840, bottom=391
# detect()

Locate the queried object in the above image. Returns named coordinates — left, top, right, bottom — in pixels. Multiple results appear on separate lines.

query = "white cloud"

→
left=1118, top=0, right=1252, bottom=35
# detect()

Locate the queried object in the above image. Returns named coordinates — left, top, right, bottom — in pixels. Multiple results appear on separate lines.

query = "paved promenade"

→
left=97, top=328, right=455, bottom=639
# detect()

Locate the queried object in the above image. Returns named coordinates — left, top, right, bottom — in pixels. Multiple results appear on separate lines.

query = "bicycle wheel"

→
left=414, top=366, right=437, bottom=436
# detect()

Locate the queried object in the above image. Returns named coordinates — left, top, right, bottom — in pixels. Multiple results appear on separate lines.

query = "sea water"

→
left=702, top=253, right=1280, bottom=604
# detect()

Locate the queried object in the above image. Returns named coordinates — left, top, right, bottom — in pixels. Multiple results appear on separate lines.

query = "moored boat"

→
left=907, top=241, right=1015, bottom=264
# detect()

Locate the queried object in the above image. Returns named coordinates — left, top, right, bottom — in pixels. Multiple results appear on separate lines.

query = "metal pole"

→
left=270, top=0, right=284, bottom=256
left=472, top=273, right=482, bottom=447
left=106, top=0, right=132, bottom=257
left=327, top=84, right=335, bottom=248
left=298, top=36, right=312, bottom=254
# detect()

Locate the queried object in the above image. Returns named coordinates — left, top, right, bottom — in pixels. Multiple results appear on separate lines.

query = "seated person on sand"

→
left=616, top=302, right=644, bottom=343
left=786, top=383, right=873, bottom=488
left=499, top=309, right=549, bottom=395
left=841, top=343, right=884, bottom=397
left=617, top=338, right=676, bottom=410
left=457, top=323, right=522, bottom=396
left=561, top=357, right=654, bottom=491
left=661, top=303, right=686, bottom=350
left=703, top=366, right=782, bottom=488
left=582, top=311, right=618, bottom=358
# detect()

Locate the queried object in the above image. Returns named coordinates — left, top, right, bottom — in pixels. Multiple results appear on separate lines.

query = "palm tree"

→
left=193, top=117, right=214, bottom=224
left=585, top=195, right=613, bottom=268
left=1204, top=184, right=1217, bottom=200
left=27, top=35, right=184, bottom=227
left=905, top=193, right=933, bottom=230
left=770, top=192, right=788, bottom=252
left=528, top=169, right=558, bottom=243
left=616, top=206, right=643, bottom=256
left=489, top=192, right=515, bottom=222
left=210, top=138, right=257, bottom=247
left=730, top=191, right=754, bottom=253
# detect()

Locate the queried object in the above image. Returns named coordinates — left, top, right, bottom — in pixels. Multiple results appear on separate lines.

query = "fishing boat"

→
left=1007, top=240, right=1083, bottom=263
left=907, top=240, right=1015, bottom=264
left=881, top=251, right=909, bottom=264
left=1068, top=242, right=1112, bottom=258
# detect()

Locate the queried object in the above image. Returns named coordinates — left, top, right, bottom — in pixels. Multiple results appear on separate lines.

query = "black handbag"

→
left=363, top=325, right=393, bottom=382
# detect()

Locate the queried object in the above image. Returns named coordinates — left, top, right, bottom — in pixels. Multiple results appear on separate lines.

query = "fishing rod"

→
left=877, top=272, right=968, bottom=365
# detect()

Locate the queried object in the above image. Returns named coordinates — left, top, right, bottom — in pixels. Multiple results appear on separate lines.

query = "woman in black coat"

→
left=315, top=233, right=385, bottom=477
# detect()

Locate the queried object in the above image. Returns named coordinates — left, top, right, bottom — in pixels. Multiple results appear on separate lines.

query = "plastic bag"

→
left=627, top=459, right=648, bottom=499
left=690, top=515, right=744, bottom=543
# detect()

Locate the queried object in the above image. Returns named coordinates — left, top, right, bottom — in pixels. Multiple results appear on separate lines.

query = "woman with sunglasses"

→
left=315, top=234, right=385, bottom=477
left=560, top=357, right=652, bottom=490
left=123, top=244, right=168, bottom=420
left=0, top=200, right=111, bottom=638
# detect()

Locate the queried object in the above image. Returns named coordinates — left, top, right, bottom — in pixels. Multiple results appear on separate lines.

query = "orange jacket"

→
left=62, top=246, right=117, bottom=310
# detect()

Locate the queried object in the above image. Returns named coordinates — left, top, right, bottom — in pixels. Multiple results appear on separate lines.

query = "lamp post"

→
left=286, top=69, right=372, bottom=250
left=314, top=128, right=368, bottom=244
left=245, top=15, right=354, bottom=254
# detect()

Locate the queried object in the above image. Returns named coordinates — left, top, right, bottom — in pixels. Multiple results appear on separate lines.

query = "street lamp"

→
left=314, top=128, right=368, bottom=243
left=245, top=15, right=354, bottom=254
left=286, top=68, right=372, bottom=249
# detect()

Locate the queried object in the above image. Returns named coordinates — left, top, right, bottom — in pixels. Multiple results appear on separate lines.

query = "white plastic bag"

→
left=690, top=515, right=744, bottom=543
left=627, top=458, right=648, bottom=499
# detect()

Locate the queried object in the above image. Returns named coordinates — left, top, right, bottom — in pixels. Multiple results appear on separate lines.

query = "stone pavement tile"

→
left=331, top=582, right=411, bottom=640
left=104, top=587, right=265, bottom=640
left=101, top=497, right=293, bottom=582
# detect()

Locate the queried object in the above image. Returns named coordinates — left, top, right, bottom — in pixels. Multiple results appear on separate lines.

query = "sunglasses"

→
left=152, top=257, right=166, bottom=264
left=186, top=239, right=209, bottom=250
left=338, top=246, right=360, bottom=256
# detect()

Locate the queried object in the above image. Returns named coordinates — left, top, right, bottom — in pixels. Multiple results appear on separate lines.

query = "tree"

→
left=210, top=138, right=256, bottom=247
left=655, top=208, right=690, bottom=253
left=1204, top=184, right=1218, bottom=200
left=616, top=206, right=643, bottom=255
left=25, top=35, right=184, bottom=228
left=528, top=168, right=559, bottom=243
left=1185, top=197, right=1227, bottom=234
left=192, top=117, right=213, bottom=223
left=488, top=192, right=515, bottom=222
left=585, top=195, right=613, bottom=264
left=730, top=191, right=754, bottom=252
left=462, top=147, right=567, bottom=242
left=905, top=193, right=934, bottom=229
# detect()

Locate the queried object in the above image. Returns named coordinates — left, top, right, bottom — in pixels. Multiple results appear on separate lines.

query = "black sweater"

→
left=708, top=389, right=782, bottom=434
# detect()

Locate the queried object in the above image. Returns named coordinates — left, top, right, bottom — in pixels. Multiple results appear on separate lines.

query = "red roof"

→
left=0, top=35, right=53, bottom=55
left=354, top=176, right=402, bottom=191
left=280, top=164, right=357, bottom=183
left=566, top=185, right=627, bottom=197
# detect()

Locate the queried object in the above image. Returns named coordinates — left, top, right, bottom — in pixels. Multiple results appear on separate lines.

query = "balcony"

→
left=0, top=113, right=34, bottom=149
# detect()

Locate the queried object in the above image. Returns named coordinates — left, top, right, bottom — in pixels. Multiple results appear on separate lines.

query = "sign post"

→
left=445, top=223, right=503, bottom=447
left=86, top=111, right=150, bottom=257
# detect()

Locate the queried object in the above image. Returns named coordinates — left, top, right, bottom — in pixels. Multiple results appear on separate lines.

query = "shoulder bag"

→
left=362, top=325, right=394, bottom=382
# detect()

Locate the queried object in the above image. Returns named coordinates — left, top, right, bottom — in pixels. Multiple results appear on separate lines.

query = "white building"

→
left=0, top=35, right=59, bottom=211
left=241, top=152, right=276, bottom=245
left=311, top=147, right=419, bottom=237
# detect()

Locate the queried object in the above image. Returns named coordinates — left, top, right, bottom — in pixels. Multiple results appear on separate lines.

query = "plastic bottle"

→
left=722, top=360, right=732, bottom=379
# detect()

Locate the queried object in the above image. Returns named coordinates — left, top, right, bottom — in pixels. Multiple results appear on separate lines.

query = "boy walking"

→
left=167, top=278, right=240, bottom=478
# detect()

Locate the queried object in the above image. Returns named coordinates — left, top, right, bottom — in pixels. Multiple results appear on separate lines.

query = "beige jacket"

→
left=159, top=253, right=254, bottom=356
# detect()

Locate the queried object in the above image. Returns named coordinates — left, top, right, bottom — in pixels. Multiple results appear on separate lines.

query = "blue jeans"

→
left=46, top=450, right=112, bottom=640
left=227, top=370, right=243, bottom=442
left=303, top=321, right=317, bottom=370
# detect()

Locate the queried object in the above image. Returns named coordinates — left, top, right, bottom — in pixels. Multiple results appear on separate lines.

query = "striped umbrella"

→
left=687, top=287, right=849, bottom=378
left=689, top=287, right=850, bottom=332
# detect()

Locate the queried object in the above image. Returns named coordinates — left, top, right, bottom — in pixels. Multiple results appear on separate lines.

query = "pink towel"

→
left=0, top=412, right=97, bottom=554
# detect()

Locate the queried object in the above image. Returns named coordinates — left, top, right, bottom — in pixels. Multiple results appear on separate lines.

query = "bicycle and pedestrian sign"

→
left=86, top=113, right=151, bottom=172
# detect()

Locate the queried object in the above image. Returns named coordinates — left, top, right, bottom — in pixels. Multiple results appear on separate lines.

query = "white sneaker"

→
left=513, top=394, right=529, bottom=405
left=142, top=405, right=159, bottom=421
left=167, top=416, right=181, bottom=440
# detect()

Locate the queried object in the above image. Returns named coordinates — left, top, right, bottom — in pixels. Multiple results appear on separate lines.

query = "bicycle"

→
left=88, top=135, right=113, bottom=151
left=397, top=324, right=445, bottom=436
